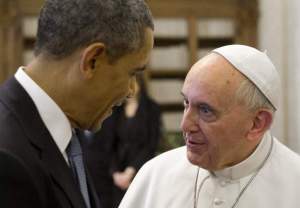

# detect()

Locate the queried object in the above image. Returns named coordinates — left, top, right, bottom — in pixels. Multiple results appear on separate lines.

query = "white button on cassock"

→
left=220, top=180, right=228, bottom=187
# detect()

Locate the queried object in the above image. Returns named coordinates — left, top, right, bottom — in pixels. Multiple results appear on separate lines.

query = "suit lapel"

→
left=85, top=164, right=101, bottom=208
left=0, top=78, right=86, bottom=208
left=40, top=130, right=87, bottom=208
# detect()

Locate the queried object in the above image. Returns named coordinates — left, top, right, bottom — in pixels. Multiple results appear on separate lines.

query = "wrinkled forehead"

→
left=182, top=53, right=246, bottom=105
left=185, top=53, right=245, bottom=89
left=181, top=56, right=243, bottom=111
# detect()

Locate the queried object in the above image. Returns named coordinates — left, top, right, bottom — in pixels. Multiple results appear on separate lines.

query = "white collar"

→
left=213, top=131, right=272, bottom=180
left=15, top=67, right=72, bottom=155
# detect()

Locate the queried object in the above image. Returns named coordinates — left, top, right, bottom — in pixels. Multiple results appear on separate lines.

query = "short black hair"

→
left=34, top=0, right=154, bottom=61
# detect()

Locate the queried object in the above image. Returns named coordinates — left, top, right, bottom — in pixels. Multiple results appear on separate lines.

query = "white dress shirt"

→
left=15, top=67, right=72, bottom=163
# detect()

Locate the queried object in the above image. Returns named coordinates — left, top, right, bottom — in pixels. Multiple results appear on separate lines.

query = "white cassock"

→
left=119, top=131, right=300, bottom=208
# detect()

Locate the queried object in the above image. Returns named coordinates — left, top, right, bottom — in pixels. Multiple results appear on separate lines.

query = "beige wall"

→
left=258, top=0, right=286, bottom=142
left=286, top=0, right=300, bottom=153
left=259, top=0, right=300, bottom=153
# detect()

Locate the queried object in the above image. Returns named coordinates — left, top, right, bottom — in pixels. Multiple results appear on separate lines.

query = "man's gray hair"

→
left=235, top=77, right=276, bottom=112
left=34, top=0, right=154, bottom=61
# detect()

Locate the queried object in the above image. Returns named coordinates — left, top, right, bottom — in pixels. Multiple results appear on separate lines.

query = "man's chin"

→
left=89, top=119, right=104, bottom=133
left=88, top=125, right=101, bottom=133
left=90, top=110, right=114, bottom=132
left=186, top=150, right=211, bottom=170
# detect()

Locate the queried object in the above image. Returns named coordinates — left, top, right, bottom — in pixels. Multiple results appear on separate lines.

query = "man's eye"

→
left=130, top=70, right=143, bottom=77
left=129, top=72, right=136, bottom=77
left=199, top=106, right=212, bottom=114
left=183, top=100, right=188, bottom=108
left=198, top=105, right=217, bottom=122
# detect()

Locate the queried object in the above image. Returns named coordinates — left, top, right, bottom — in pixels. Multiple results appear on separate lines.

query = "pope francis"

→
left=119, top=45, right=300, bottom=208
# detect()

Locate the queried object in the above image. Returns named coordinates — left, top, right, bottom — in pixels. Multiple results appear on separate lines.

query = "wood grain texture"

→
left=0, top=0, right=22, bottom=83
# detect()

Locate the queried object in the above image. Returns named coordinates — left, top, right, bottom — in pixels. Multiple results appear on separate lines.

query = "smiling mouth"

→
left=185, top=137, right=207, bottom=150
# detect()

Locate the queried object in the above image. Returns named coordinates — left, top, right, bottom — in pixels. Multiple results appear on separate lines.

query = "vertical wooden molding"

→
left=235, top=0, right=258, bottom=47
left=187, top=16, right=198, bottom=68
left=0, top=0, right=23, bottom=84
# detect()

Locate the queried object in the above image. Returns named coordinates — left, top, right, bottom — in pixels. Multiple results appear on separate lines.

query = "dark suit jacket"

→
left=0, top=77, right=100, bottom=208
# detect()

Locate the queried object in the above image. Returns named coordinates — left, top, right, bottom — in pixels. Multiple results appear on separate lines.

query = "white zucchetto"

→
left=213, top=44, right=281, bottom=110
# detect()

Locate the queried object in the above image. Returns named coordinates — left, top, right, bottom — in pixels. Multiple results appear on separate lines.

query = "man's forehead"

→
left=188, top=53, right=244, bottom=84
left=182, top=77, right=235, bottom=113
left=192, top=53, right=219, bottom=69
left=183, top=54, right=244, bottom=107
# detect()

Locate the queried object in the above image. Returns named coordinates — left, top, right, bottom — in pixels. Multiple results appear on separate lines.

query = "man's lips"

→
left=185, top=137, right=207, bottom=150
left=186, top=138, right=206, bottom=145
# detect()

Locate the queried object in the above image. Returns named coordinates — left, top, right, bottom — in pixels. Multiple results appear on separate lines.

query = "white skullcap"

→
left=212, top=44, right=281, bottom=110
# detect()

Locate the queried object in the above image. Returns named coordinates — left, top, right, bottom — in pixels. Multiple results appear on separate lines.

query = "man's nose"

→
left=180, top=107, right=199, bottom=133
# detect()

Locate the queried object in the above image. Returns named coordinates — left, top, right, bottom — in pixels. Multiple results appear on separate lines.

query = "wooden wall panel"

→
left=18, top=0, right=44, bottom=16
left=235, top=0, right=258, bottom=46
left=0, top=0, right=22, bottom=83
left=1, top=0, right=257, bottom=85
left=147, top=0, right=239, bottom=18
left=187, top=17, right=198, bottom=66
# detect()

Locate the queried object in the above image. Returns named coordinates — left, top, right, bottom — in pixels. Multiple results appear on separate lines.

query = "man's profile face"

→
left=181, top=53, right=253, bottom=171
left=86, top=28, right=154, bottom=132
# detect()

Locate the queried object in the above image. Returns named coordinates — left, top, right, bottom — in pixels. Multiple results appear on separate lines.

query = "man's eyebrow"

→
left=180, top=92, right=216, bottom=109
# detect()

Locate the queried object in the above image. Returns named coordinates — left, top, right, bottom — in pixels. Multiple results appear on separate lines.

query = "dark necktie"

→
left=67, top=131, right=91, bottom=208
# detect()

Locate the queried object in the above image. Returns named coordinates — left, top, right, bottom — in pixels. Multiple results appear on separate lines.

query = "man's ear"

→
left=246, top=109, right=273, bottom=141
left=79, top=43, right=105, bottom=79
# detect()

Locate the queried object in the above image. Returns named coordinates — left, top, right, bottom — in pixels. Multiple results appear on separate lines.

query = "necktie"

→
left=67, top=131, right=91, bottom=208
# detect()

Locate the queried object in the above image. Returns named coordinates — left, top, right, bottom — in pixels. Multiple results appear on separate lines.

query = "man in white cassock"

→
left=119, top=45, right=300, bottom=208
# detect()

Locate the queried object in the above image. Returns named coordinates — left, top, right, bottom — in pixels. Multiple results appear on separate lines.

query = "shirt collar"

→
left=15, top=67, right=72, bottom=155
left=213, top=131, right=273, bottom=180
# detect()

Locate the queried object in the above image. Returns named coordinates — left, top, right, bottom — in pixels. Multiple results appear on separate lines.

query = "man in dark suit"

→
left=0, top=0, right=154, bottom=207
